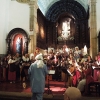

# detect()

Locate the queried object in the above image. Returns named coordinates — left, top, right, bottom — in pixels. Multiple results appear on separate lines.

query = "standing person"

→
left=21, top=53, right=31, bottom=88
left=28, top=53, right=48, bottom=100
left=8, top=55, right=16, bottom=83
left=2, top=56, right=8, bottom=82
left=34, top=48, right=40, bottom=59
left=15, top=53, right=21, bottom=82
left=74, top=46, right=80, bottom=62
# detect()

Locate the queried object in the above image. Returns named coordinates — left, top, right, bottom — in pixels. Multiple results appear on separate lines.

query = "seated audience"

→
left=64, top=87, right=81, bottom=100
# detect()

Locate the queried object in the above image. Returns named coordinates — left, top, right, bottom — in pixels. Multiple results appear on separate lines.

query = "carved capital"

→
left=29, top=0, right=38, bottom=9
left=90, top=0, right=97, bottom=3
left=16, top=0, right=30, bottom=3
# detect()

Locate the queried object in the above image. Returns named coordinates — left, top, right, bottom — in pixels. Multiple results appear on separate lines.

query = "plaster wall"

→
left=0, top=0, right=29, bottom=55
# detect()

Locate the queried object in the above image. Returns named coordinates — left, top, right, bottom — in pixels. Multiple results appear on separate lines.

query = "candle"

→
left=84, top=45, right=87, bottom=55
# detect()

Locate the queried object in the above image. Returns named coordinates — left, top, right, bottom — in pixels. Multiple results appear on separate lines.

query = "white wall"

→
left=9, top=1, right=30, bottom=33
left=0, top=0, right=30, bottom=55
left=0, top=0, right=9, bottom=55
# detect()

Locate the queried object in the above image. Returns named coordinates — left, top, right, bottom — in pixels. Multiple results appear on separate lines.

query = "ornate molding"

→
left=29, top=0, right=38, bottom=32
left=29, top=0, right=38, bottom=9
left=6, top=28, right=30, bottom=55
left=46, top=0, right=87, bottom=22
left=16, top=0, right=38, bottom=4
left=16, top=0, right=30, bottom=3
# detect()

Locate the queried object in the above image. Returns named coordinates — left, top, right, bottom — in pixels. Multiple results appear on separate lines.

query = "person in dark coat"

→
left=28, top=53, right=48, bottom=100
left=8, top=55, right=16, bottom=83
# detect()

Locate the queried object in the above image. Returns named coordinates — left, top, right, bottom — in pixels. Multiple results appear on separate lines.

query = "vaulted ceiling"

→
left=37, top=0, right=89, bottom=16
left=16, top=0, right=89, bottom=22
left=16, top=0, right=89, bottom=21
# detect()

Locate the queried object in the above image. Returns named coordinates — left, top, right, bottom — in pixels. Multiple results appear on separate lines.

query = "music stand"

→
left=46, top=70, right=55, bottom=96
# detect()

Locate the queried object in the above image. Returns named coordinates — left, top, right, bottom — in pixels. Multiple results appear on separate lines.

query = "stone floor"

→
left=0, top=81, right=100, bottom=100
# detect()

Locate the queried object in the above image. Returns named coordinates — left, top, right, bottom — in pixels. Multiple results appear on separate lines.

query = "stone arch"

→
left=6, top=28, right=30, bottom=56
left=45, top=0, right=89, bottom=48
left=45, top=0, right=87, bottom=22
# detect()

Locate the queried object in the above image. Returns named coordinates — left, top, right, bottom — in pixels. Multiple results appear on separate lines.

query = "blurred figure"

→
left=74, top=47, right=80, bottom=62
left=64, top=87, right=81, bottom=100
left=77, top=64, right=94, bottom=94
left=28, top=53, right=48, bottom=100
left=34, top=48, right=40, bottom=59
left=2, top=56, right=8, bottom=81
left=8, top=55, right=16, bottom=83
left=15, top=53, right=21, bottom=82
left=21, top=53, right=31, bottom=88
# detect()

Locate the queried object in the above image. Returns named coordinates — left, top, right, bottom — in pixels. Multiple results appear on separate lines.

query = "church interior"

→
left=0, top=0, right=100, bottom=100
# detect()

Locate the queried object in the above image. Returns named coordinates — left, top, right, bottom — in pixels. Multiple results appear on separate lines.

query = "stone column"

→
left=89, top=0, right=97, bottom=58
left=28, top=0, right=38, bottom=54
left=16, top=0, right=38, bottom=54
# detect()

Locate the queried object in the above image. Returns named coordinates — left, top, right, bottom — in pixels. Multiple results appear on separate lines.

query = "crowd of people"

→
left=0, top=52, right=31, bottom=87
left=0, top=45, right=100, bottom=98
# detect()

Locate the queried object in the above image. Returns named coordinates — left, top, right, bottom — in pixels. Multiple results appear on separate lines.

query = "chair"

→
left=88, top=81, right=100, bottom=96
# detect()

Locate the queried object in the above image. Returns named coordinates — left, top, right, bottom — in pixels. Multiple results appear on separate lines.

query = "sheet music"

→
left=92, top=66, right=100, bottom=69
left=48, top=70, right=55, bottom=74
left=92, top=66, right=96, bottom=69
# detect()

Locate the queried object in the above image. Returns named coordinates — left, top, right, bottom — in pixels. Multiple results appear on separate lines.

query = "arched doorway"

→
left=6, top=28, right=30, bottom=56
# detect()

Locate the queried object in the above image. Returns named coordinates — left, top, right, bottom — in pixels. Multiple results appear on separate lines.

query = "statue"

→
left=61, top=21, right=70, bottom=40
left=16, top=37, right=21, bottom=53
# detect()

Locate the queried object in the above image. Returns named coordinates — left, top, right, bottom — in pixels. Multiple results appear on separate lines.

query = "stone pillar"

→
left=28, top=0, right=38, bottom=54
left=16, top=0, right=38, bottom=54
left=89, top=0, right=97, bottom=58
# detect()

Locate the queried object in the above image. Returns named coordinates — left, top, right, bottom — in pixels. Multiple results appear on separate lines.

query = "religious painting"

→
left=6, top=28, right=30, bottom=56
left=13, top=34, right=24, bottom=55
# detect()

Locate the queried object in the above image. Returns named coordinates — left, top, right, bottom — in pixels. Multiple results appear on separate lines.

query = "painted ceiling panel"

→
left=37, top=0, right=89, bottom=16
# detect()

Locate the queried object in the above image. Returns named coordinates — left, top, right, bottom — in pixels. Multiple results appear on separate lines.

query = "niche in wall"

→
left=6, top=28, right=30, bottom=56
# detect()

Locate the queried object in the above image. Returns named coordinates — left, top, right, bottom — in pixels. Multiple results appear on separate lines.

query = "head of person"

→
left=64, top=87, right=81, bottom=100
left=36, top=48, right=40, bottom=54
left=75, top=46, right=79, bottom=51
left=35, top=53, right=44, bottom=68
left=35, top=53, right=43, bottom=60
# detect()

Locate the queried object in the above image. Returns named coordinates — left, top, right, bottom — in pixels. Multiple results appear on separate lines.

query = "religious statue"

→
left=61, top=20, right=70, bottom=40
left=16, top=37, right=21, bottom=53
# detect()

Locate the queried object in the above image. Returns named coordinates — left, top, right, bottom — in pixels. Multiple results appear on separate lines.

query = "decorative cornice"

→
left=16, top=0, right=30, bottom=3
left=16, top=0, right=38, bottom=9
left=29, top=0, right=38, bottom=9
